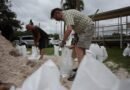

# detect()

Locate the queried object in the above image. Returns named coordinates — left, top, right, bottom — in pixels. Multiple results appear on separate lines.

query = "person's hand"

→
left=60, top=41, right=66, bottom=47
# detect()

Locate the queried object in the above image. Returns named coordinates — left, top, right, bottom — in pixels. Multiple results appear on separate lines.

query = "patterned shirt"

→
left=63, top=9, right=93, bottom=33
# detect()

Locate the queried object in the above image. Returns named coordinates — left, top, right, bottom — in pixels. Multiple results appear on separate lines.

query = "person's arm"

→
left=33, top=31, right=41, bottom=47
left=61, top=25, right=72, bottom=46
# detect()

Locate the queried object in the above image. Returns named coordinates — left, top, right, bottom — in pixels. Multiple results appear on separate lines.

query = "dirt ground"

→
left=0, top=34, right=130, bottom=90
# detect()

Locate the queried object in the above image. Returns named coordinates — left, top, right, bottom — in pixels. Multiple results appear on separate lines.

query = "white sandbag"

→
left=89, top=43, right=103, bottom=62
left=21, top=60, right=67, bottom=90
left=71, top=50, right=119, bottom=90
left=16, top=44, right=22, bottom=55
left=65, top=36, right=72, bottom=46
left=54, top=45, right=59, bottom=56
left=100, top=46, right=108, bottom=62
left=65, top=30, right=74, bottom=46
left=118, top=79, right=130, bottom=90
left=123, top=43, right=130, bottom=56
left=21, top=45, right=27, bottom=57
left=28, top=46, right=40, bottom=60
left=59, top=47, right=73, bottom=78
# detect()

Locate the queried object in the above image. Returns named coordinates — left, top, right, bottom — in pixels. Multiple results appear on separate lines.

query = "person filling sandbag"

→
left=26, top=23, right=46, bottom=60
left=50, top=8, right=94, bottom=81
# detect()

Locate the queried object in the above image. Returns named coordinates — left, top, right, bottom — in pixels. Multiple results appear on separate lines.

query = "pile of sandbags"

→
left=89, top=43, right=108, bottom=62
left=19, top=48, right=130, bottom=90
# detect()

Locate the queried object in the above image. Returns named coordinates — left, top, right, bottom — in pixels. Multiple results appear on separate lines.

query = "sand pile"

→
left=0, top=34, right=54, bottom=87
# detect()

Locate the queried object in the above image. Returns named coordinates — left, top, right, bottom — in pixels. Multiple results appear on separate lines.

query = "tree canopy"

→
left=62, top=0, right=84, bottom=11
left=0, top=0, right=22, bottom=41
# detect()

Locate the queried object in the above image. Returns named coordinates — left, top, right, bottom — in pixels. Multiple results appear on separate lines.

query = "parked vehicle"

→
left=14, top=35, right=34, bottom=47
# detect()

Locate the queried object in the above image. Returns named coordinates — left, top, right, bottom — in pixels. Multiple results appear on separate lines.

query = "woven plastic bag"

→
left=100, top=46, right=108, bottom=62
left=19, top=45, right=27, bottom=57
left=21, top=60, right=67, bottom=90
left=123, top=43, right=130, bottom=56
left=89, top=44, right=108, bottom=62
left=54, top=45, right=60, bottom=56
left=16, top=44, right=22, bottom=55
left=71, top=50, right=119, bottom=90
left=28, top=46, right=40, bottom=60
left=59, top=47, right=73, bottom=78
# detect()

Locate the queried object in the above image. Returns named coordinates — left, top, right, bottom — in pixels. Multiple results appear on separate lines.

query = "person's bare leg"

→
left=68, top=45, right=85, bottom=81
left=39, top=48, right=44, bottom=60
left=75, top=45, right=85, bottom=65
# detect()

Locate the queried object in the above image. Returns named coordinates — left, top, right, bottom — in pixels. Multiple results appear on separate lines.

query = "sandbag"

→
left=89, top=43, right=103, bottom=62
left=54, top=45, right=60, bottom=56
left=71, top=50, right=119, bottom=90
left=28, top=46, right=40, bottom=60
left=21, top=60, right=67, bottom=90
left=123, top=43, right=130, bottom=56
left=16, top=44, right=22, bottom=55
left=100, top=46, right=108, bottom=62
left=118, top=79, right=130, bottom=90
left=71, top=50, right=130, bottom=90
left=59, top=47, right=73, bottom=78
left=89, top=44, right=108, bottom=62
left=16, top=45, right=27, bottom=57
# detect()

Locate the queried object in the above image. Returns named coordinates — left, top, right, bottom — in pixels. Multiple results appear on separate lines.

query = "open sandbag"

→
left=71, top=50, right=119, bottom=90
left=65, top=30, right=74, bottom=47
left=71, top=50, right=130, bottom=90
left=28, top=46, right=40, bottom=60
left=21, top=60, right=67, bottom=90
left=59, top=47, right=73, bottom=78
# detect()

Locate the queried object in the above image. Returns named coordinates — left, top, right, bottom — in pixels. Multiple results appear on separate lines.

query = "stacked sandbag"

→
left=89, top=43, right=108, bottom=62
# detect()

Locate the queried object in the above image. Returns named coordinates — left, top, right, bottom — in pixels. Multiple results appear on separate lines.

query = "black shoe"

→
left=68, top=72, right=76, bottom=81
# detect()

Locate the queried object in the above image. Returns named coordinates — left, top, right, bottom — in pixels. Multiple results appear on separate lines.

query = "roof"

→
left=89, top=6, right=130, bottom=21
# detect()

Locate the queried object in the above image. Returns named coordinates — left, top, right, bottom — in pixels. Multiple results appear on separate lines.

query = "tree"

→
left=62, top=0, right=84, bottom=11
left=0, top=0, right=22, bottom=41
left=61, top=0, right=84, bottom=33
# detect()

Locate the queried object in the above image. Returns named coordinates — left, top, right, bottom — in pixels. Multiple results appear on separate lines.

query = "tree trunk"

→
left=76, top=0, right=80, bottom=10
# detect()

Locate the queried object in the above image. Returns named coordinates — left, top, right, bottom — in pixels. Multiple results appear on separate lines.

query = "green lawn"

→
left=44, top=48, right=54, bottom=55
left=27, top=47, right=54, bottom=55
left=105, top=47, right=130, bottom=72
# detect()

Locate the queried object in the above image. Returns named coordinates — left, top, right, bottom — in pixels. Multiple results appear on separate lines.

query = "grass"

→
left=105, top=47, right=130, bottom=72
left=44, top=48, right=54, bottom=55
left=27, top=47, right=54, bottom=55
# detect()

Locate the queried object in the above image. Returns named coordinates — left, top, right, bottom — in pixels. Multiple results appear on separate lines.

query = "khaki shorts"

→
left=77, top=24, right=94, bottom=49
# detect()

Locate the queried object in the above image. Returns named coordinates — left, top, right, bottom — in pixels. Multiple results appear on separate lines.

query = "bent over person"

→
left=51, top=8, right=94, bottom=80
left=26, top=24, right=46, bottom=60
